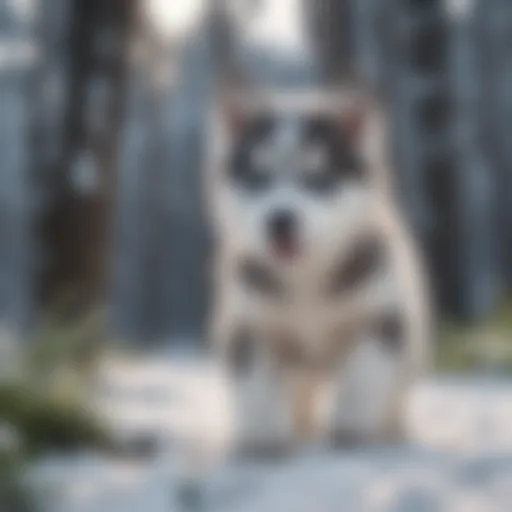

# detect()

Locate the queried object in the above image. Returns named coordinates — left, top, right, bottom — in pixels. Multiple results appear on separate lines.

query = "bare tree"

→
left=304, top=0, right=358, bottom=84
left=29, top=0, right=138, bottom=322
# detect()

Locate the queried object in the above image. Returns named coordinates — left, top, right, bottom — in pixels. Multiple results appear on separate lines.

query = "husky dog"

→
left=204, top=88, right=431, bottom=456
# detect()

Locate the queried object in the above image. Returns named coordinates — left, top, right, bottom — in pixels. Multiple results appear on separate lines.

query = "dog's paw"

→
left=233, top=438, right=293, bottom=463
left=328, top=427, right=366, bottom=450
left=328, top=424, right=408, bottom=451
left=379, top=422, right=408, bottom=447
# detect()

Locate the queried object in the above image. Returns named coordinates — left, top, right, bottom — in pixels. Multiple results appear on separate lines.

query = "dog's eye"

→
left=231, top=161, right=271, bottom=192
left=230, top=149, right=271, bottom=192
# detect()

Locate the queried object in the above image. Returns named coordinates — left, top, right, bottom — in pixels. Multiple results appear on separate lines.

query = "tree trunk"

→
left=304, top=0, right=358, bottom=84
left=31, top=0, right=137, bottom=321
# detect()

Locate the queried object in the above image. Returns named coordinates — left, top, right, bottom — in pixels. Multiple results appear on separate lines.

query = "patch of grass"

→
left=28, top=306, right=106, bottom=380
left=1, top=306, right=112, bottom=452
left=0, top=384, right=111, bottom=457
left=1, top=445, right=38, bottom=512
left=0, top=306, right=115, bottom=510
left=436, top=300, right=512, bottom=375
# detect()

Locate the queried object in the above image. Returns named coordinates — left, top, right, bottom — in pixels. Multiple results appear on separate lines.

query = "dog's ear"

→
left=337, top=101, right=367, bottom=142
left=219, top=95, right=247, bottom=135
left=217, top=63, right=255, bottom=135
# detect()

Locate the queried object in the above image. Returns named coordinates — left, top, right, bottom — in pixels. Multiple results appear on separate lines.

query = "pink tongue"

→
left=273, top=237, right=300, bottom=261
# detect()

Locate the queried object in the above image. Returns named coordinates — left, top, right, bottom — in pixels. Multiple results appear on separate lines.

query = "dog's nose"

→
left=267, top=209, right=297, bottom=240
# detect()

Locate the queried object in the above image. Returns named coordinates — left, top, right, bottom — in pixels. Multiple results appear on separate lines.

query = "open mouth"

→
left=267, top=210, right=301, bottom=262
left=271, top=235, right=301, bottom=262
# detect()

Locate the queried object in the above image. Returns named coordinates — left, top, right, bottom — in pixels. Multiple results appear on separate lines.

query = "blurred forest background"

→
left=3, top=3, right=512, bottom=509
left=0, top=0, right=511, bottom=351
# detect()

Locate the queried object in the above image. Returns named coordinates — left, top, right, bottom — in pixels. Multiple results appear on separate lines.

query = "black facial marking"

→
left=328, top=234, right=385, bottom=295
left=228, top=113, right=365, bottom=195
left=229, top=114, right=275, bottom=192
left=229, top=326, right=255, bottom=377
left=301, top=117, right=365, bottom=194
left=240, top=258, right=284, bottom=297
left=374, top=312, right=405, bottom=352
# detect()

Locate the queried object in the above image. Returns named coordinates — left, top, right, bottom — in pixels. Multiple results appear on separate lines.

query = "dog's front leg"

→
left=226, top=327, right=295, bottom=460
left=327, top=329, right=407, bottom=448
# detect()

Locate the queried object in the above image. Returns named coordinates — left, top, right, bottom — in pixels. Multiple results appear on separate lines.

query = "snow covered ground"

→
left=28, top=354, right=512, bottom=512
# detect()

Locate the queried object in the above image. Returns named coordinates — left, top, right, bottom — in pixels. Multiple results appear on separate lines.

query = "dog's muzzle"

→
left=266, top=209, right=301, bottom=261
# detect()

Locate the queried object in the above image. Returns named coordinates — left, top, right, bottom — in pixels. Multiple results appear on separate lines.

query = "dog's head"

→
left=207, top=91, right=388, bottom=264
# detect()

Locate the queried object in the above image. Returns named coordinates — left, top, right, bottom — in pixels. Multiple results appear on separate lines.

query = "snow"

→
left=25, top=353, right=512, bottom=512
